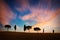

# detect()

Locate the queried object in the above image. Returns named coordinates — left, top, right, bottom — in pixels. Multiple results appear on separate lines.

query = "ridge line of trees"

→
left=4, top=24, right=55, bottom=33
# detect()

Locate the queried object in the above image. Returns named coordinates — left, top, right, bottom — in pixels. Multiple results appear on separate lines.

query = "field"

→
left=0, top=31, right=60, bottom=40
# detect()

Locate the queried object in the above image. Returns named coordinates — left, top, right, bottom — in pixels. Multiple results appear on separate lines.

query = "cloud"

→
left=0, top=1, right=16, bottom=25
left=17, top=0, right=60, bottom=33
left=20, top=8, right=59, bottom=23
left=17, top=0, right=60, bottom=25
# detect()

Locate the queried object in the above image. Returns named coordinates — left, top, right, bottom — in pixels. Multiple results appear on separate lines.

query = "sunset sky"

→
left=0, top=0, right=60, bottom=32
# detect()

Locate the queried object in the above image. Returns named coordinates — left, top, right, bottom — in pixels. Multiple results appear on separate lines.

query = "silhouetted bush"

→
left=34, top=27, right=41, bottom=32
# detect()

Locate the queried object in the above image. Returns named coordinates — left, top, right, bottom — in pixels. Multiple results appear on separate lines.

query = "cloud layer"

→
left=0, top=0, right=16, bottom=25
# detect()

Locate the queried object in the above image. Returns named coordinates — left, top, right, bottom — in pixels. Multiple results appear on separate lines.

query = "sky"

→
left=0, top=0, right=60, bottom=32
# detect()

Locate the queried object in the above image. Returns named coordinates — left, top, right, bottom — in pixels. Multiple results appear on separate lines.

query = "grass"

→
left=0, top=31, right=60, bottom=40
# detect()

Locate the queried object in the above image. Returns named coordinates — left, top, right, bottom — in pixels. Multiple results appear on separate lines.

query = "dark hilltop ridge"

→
left=0, top=31, right=60, bottom=40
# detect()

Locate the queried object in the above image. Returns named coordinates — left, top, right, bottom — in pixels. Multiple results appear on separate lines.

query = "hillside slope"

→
left=0, top=31, right=60, bottom=40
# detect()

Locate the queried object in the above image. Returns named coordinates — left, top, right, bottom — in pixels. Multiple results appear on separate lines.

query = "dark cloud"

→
left=51, top=0, right=60, bottom=9
left=3, top=0, right=60, bottom=12
left=28, top=0, right=40, bottom=7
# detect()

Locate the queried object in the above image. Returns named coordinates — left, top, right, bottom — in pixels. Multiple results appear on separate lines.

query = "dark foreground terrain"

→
left=0, top=31, right=60, bottom=40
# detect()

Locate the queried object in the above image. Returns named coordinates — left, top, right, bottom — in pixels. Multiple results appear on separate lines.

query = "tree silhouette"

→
left=14, top=25, right=17, bottom=31
left=24, top=25, right=26, bottom=31
left=34, top=27, right=41, bottom=32
left=53, top=29, right=54, bottom=33
left=27, top=26, right=32, bottom=32
left=4, top=25, right=11, bottom=31
left=43, top=28, right=44, bottom=33
left=24, top=25, right=32, bottom=32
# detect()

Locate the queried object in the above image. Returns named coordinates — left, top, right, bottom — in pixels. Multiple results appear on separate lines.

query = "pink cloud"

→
left=20, top=7, right=58, bottom=24
left=17, top=0, right=60, bottom=24
left=15, top=0, right=29, bottom=12
left=0, top=1, right=16, bottom=25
